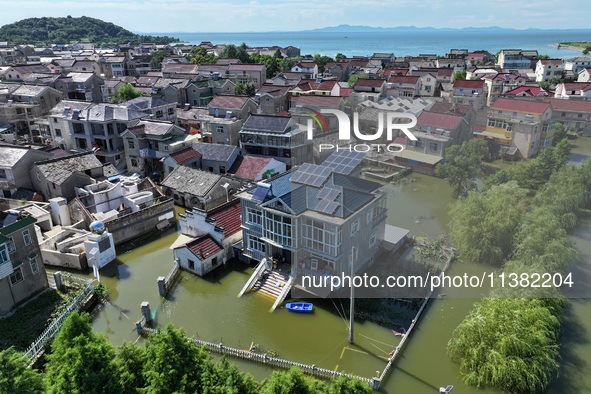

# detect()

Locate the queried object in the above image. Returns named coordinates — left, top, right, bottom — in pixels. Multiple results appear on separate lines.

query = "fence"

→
left=22, top=277, right=95, bottom=364
left=158, top=260, right=180, bottom=297
left=375, top=247, right=455, bottom=386
left=136, top=316, right=377, bottom=388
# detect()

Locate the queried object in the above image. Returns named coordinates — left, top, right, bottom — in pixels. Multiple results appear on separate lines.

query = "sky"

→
left=0, top=0, right=589, bottom=33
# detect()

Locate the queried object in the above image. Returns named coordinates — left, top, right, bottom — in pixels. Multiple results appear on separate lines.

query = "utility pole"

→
left=348, top=246, right=355, bottom=344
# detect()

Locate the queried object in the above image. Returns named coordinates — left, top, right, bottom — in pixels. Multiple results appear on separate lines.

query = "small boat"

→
left=285, top=302, right=313, bottom=313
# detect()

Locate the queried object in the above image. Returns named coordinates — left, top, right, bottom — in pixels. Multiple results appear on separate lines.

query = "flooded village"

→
left=1, top=21, right=591, bottom=392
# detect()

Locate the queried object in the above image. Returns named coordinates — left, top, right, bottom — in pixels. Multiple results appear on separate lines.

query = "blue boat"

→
left=285, top=302, right=313, bottom=313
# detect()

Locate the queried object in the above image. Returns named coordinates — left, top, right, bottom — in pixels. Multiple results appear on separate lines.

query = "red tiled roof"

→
left=294, top=95, right=343, bottom=107
left=228, top=64, right=265, bottom=71
left=430, top=102, right=472, bottom=116
left=492, top=98, right=550, bottom=114
left=354, top=78, right=385, bottom=88
left=504, top=86, right=554, bottom=97
left=349, top=60, right=369, bottom=68
left=388, top=75, right=419, bottom=84
left=417, top=111, right=463, bottom=130
left=539, top=59, right=563, bottom=65
left=169, top=146, right=201, bottom=164
left=184, top=234, right=223, bottom=260
left=545, top=98, right=591, bottom=112
left=468, top=53, right=485, bottom=58
left=227, top=155, right=272, bottom=181
left=474, top=124, right=487, bottom=133
left=207, top=198, right=242, bottom=237
left=562, top=82, right=591, bottom=91
left=437, top=68, right=454, bottom=77
left=339, top=88, right=353, bottom=97
left=208, top=95, right=251, bottom=109
left=383, top=69, right=409, bottom=77
left=453, top=79, right=485, bottom=89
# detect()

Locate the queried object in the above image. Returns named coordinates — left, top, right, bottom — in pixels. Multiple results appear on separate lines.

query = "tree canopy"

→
left=117, top=83, right=143, bottom=103
left=435, top=139, right=489, bottom=196
left=0, top=347, right=45, bottom=393
left=0, top=17, right=179, bottom=45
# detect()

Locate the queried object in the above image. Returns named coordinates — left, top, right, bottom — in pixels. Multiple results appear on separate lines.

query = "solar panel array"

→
left=315, top=199, right=339, bottom=215
left=317, top=187, right=340, bottom=201
left=291, top=163, right=332, bottom=187
left=252, top=184, right=271, bottom=203
left=321, top=151, right=365, bottom=175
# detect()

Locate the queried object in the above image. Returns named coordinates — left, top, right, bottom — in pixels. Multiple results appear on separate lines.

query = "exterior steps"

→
left=251, top=269, right=290, bottom=298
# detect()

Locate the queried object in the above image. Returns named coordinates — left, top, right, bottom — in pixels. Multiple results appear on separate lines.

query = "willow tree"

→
left=447, top=298, right=562, bottom=393
left=449, top=181, right=528, bottom=265
left=435, top=139, right=488, bottom=196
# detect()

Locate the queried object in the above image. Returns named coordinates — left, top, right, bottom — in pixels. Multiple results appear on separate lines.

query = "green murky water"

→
left=64, top=138, right=591, bottom=392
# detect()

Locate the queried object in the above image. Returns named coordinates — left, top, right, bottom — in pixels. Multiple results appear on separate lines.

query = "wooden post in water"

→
left=348, top=246, right=355, bottom=344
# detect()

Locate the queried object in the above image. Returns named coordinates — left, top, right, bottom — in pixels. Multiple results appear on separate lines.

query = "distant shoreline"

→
left=550, top=43, right=584, bottom=52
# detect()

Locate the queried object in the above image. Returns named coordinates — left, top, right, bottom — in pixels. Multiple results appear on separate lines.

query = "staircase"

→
left=251, top=269, right=290, bottom=298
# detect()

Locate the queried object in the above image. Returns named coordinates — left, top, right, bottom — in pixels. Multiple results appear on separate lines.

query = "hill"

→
left=0, top=16, right=179, bottom=45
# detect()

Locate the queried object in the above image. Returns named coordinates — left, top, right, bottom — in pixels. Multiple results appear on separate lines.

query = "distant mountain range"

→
left=299, top=24, right=591, bottom=33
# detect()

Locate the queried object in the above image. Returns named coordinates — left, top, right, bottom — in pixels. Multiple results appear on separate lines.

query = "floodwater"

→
left=65, top=138, right=590, bottom=392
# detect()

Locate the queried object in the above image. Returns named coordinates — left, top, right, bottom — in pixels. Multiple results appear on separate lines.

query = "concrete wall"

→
left=104, top=198, right=176, bottom=245
left=40, top=249, right=87, bottom=270
left=174, top=246, right=225, bottom=276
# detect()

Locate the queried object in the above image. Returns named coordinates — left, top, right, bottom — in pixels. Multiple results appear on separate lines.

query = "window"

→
left=0, top=169, right=6, bottom=179
left=369, top=232, right=377, bottom=248
left=216, top=126, right=224, bottom=133
left=219, top=166, right=226, bottom=174
left=248, top=236, right=266, bottom=253
left=128, top=140, right=135, bottom=149
left=55, top=129, right=62, bottom=137
left=30, top=257, right=39, bottom=274
left=156, top=110, right=163, bottom=118
left=0, top=243, right=9, bottom=264
left=9, top=267, right=23, bottom=285
left=351, top=218, right=360, bottom=236
left=7, top=237, right=15, bottom=254
left=188, top=259, right=195, bottom=270
left=301, top=218, right=342, bottom=256
left=22, top=230, right=31, bottom=246
left=246, top=208, right=263, bottom=226
left=131, top=158, right=138, bottom=167
left=212, top=256, right=219, bottom=267
left=367, top=208, right=374, bottom=224
left=53, top=118, right=57, bottom=123
left=264, top=212, right=293, bottom=247
left=163, top=145, right=169, bottom=151
left=430, top=142, right=438, bottom=151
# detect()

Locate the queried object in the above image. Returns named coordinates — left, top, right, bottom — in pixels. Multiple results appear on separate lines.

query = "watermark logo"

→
left=305, top=109, right=418, bottom=152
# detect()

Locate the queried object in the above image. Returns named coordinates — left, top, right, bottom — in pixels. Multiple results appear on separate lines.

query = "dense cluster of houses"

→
left=1, top=38, right=591, bottom=314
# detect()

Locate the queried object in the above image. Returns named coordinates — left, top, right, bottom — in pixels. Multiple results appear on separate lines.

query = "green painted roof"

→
left=0, top=215, right=37, bottom=236
left=193, top=79, right=229, bottom=88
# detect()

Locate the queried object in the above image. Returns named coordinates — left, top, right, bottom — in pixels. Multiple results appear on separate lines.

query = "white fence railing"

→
left=22, top=278, right=95, bottom=364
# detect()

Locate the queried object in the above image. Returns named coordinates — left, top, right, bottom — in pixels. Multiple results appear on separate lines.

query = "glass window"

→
left=128, top=140, right=135, bottom=149
left=248, top=236, right=266, bottom=253
left=22, top=230, right=32, bottom=246
left=30, top=257, right=39, bottom=274
left=0, top=243, right=9, bottom=263
left=246, top=208, right=262, bottom=226
left=369, top=232, right=377, bottom=248
left=7, top=237, right=15, bottom=254
left=10, top=267, right=23, bottom=285
left=351, top=218, right=359, bottom=236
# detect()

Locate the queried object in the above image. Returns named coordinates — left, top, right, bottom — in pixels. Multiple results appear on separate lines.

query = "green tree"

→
left=552, top=122, right=567, bottom=146
left=235, top=82, right=245, bottom=95
left=449, top=182, right=528, bottom=265
left=151, top=50, right=167, bottom=69
left=329, top=374, right=372, bottom=393
left=453, top=70, right=467, bottom=81
left=201, top=356, right=258, bottom=393
left=244, top=82, right=256, bottom=97
left=312, top=54, right=334, bottom=73
left=45, top=312, right=120, bottom=394
left=114, top=342, right=146, bottom=394
left=273, top=48, right=284, bottom=59
left=552, top=137, right=571, bottom=169
left=261, top=367, right=318, bottom=394
left=335, top=53, right=346, bottom=61
left=435, top=139, right=488, bottom=196
left=188, top=46, right=218, bottom=64
left=347, top=73, right=369, bottom=88
left=447, top=298, right=562, bottom=393
left=142, top=324, right=210, bottom=393
left=118, top=83, right=142, bottom=102
left=280, top=57, right=300, bottom=72
left=0, top=348, right=45, bottom=393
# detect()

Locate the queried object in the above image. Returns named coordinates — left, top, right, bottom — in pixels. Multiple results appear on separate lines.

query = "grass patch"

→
left=0, top=290, right=64, bottom=351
